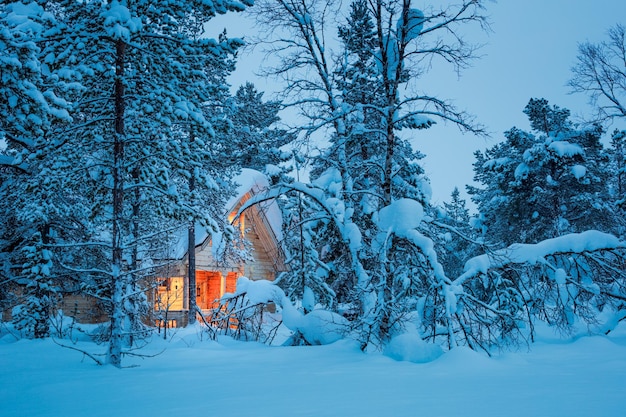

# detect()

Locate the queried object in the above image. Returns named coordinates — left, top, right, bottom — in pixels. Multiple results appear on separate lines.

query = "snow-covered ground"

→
left=1, top=322, right=625, bottom=417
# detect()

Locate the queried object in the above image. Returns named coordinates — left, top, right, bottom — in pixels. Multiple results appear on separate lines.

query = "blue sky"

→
left=413, top=0, right=626, bottom=206
left=212, top=1, right=626, bottom=207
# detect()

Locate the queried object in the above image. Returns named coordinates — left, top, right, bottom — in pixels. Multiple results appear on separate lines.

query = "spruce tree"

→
left=435, top=187, right=476, bottom=279
left=0, top=1, right=74, bottom=336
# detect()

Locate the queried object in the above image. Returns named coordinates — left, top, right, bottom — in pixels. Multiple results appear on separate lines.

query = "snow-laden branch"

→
left=455, top=230, right=626, bottom=286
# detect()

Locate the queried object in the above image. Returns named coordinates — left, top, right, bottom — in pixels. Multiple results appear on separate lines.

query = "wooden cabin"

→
left=2, top=170, right=286, bottom=329
left=153, top=169, right=287, bottom=328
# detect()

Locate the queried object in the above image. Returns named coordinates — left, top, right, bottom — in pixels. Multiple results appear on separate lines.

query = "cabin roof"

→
left=169, top=169, right=283, bottom=260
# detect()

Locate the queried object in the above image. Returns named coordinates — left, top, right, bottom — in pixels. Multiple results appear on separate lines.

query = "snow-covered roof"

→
left=169, top=168, right=283, bottom=260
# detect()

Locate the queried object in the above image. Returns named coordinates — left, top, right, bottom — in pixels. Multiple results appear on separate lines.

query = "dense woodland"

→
left=1, top=0, right=625, bottom=367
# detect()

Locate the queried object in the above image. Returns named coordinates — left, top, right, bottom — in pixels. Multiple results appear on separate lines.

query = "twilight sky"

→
left=211, top=1, right=626, bottom=208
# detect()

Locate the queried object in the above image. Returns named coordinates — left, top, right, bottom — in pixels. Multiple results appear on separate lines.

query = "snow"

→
left=230, top=277, right=349, bottom=346
left=1, top=322, right=625, bottom=417
left=457, top=230, right=625, bottom=284
left=406, top=114, right=435, bottom=129
left=513, top=162, right=529, bottom=179
left=384, top=332, right=443, bottom=363
left=231, top=168, right=268, bottom=200
left=312, top=167, right=342, bottom=197
left=572, top=164, right=587, bottom=179
left=553, top=268, right=568, bottom=285
left=302, top=286, right=315, bottom=312
left=376, top=198, right=424, bottom=233
left=547, top=140, right=584, bottom=157
left=100, top=1, right=142, bottom=41
left=264, top=163, right=282, bottom=177
left=283, top=306, right=349, bottom=345
left=5, top=1, right=52, bottom=35
left=230, top=276, right=286, bottom=305
left=483, top=157, right=511, bottom=170
left=397, top=8, right=425, bottom=41
left=344, top=221, right=363, bottom=252
left=376, top=35, right=400, bottom=80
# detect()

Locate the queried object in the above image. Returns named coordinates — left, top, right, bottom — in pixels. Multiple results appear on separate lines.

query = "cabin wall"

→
left=243, top=225, right=278, bottom=282
left=57, top=294, right=108, bottom=324
left=1, top=286, right=108, bottom=325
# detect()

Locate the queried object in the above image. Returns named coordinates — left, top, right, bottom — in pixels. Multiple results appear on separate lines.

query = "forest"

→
left=1, top=0, right=626, bottom=372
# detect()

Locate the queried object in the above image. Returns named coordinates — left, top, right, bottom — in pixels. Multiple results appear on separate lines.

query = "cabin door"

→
left=196, top=271, right=223, bottom=309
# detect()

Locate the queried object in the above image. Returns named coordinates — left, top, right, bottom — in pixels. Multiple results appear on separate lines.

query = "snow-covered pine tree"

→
left=469, top=98, right=618, bottom=246
left=434, top=187, right=478, bottom=279
left=608, top=130, right=626, bottom=213
left=11, top=230, right=56, bottom=338
left=38, top=0, right=252, bottom=367
left=465, top=99, right=626, bottom=340
left=0, top=1, right=74, bottom=335
left=0, top=1, right=70, bottom=169
left=227, top=82, right=294, bottom=181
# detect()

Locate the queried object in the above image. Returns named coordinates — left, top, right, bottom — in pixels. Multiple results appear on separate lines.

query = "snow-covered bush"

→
left=213, top=277, right=349, bottom=346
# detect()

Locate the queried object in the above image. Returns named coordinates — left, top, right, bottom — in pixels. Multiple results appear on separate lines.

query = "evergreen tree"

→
left=470, top=98, right=617, bottom=246
left=0, top=1, right=75, bottom=337
left=228, top=82, right=294, bottom=180
left=12, top=231, right=56, bottom=338
left=32, top=0, right=252, bottom=366
left=608, top=130, right=626, bottom=209
left=435, top=187, right=477, bottom=279
left=444, top=188, right=471, bottom=225
left=607, top=129, right=626, bottom=238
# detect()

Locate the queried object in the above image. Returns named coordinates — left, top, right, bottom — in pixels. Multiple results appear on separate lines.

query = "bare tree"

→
left=569, top=24, right=626, bottom=124
left=250, top=0, right=489, bottom=349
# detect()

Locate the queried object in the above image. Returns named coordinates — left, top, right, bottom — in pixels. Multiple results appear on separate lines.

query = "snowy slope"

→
left=1, top=322, right=625, bottom=417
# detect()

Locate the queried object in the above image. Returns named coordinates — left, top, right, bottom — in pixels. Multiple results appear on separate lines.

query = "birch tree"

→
left=569, top=24, right=626, bottom=124
left=251, top=0, right=488, bottom=349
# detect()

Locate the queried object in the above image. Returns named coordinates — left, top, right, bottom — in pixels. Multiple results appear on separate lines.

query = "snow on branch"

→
left=456, top=230, right=626, bottom=285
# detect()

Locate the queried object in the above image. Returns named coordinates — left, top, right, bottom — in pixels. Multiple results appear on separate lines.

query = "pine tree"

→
left=435, top=187, right=476, bottom=279
left=444, top=188, right=470, bottom=225
left=35, top=0, right=252, bottom=366
left=228, top=82, right=294, bottom=180
left=470, top=98, right=617, bottom=246
left=609, top=130, right=626, bottom=209
left=12, top=230, right=56, bottom=338
left=0, top=1, right=74, bottom=335
left=606, top=129, right=626, bottom=238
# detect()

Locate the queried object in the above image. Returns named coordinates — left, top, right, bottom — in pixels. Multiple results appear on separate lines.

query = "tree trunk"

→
left=188, top=217, right=197, bottom=325
left=128, top=165, right=141, bottom=345
left=35, top=224, right=51, bottom=339
left=107, top=38, right=127, bottom=368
